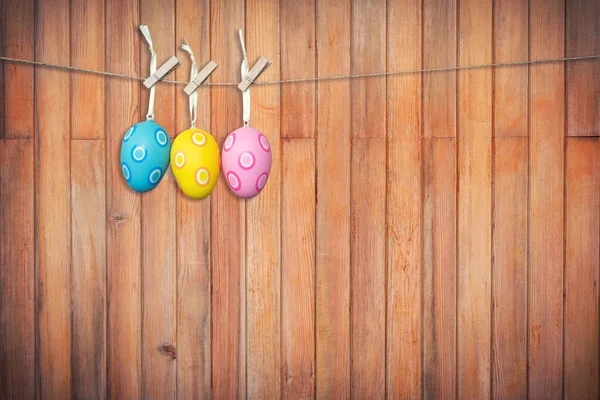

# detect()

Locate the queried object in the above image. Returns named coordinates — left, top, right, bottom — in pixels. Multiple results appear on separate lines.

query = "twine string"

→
left=1, top=54, right=598, bottom=86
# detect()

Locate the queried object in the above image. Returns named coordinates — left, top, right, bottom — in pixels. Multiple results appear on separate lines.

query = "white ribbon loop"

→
left=239, top=29, right=250, bottom=126
left=140, top=25, right=157, bottom=120
left=181, top=41, right=198, bottom=128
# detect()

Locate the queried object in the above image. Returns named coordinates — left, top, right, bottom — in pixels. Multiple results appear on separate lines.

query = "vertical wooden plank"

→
left=457, top=0, right=492, bottom=397
left=351, top=138, right=386, bottom=398
left=281, top=0, right=315, bottom=138
left=423, top=0, right=456, bottom=138
left=493, top=0, right=528, bottom=138
left=492, top=137, right=528, bottom=398
left=529, top=0, right=564, bottom=397
left=0, top=139, right=35, bottom=399
left=564, top=138, right=599, bottom=399
left=71, top=140, right=106, bottom=399
left=2, top=0, right=34, bottom=139
left=35, top=0, right=72, bottom=396
left=71, top=0, right=105, bottom=139
left=315, top=0, right=351, bottom=396
left=210, top=0, right=246, bottom=397
left=139, top=1, right=177, bottom=398
left=281, top=139, right=316, bottom=399
left=351, top=0, right=386, bottom=139
left=423, top=138, right=457, bottom=398
left=106, top=0, right=142, bottom=396
left=246, top=0, right=281, bottom=396
left=566, top=0, right=599, bottom=137
left=386, top=0, right=422, bottom=397
left=175, top=0, right=212, bottom=398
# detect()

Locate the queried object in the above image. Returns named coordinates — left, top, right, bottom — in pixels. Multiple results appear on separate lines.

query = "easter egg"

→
left=221, top=126, right=271, bottom=199
left=120, top=120, right=171, bottom=192
left=170, top=128, right=220, bottom=199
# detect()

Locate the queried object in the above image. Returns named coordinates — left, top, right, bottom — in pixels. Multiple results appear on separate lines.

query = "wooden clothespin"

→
left=143, top=56, right=180, bottom=88
left=237, top=56, right=271, bottom=92
left=184, top=61, right=218, bottom=95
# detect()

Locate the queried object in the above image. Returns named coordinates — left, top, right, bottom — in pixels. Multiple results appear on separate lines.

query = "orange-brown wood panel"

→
left=0, top=139, right=35, bottom=399
left=246, top=0, right=282, bottom=397
left=281, top=0, right=315, bottom=138
left=210, top=0, right=246, bottom=397
left=351, top=0, right=386, bottom=139
left=105, top=0, right=142, bottom=397
left=315, top=0, right=351, bottom=396
left=71, top=140, right=106, bottom=399
left=386, top=0, right=422, bottom=396
left=492, top=137, right=528, bottom=399
left=71, top=0, right=105, bottom=139
left=493, top=0, right=528, bottom=138
left=2, top=0, right=34, bottom=139
left=423, top=0, right=456, bottom=138
left=281, top=139, right=316, bottom=399
left=529, top=0, right=565, bottom=398
left=351, top=138, right=386, bottom=398
left=35, top=0, right=72, bottom=397
left=423, top=137, right=456, bottom=399
left=139, top=1, right=177, bottom=398
left=565, top=138, right=599, bottom=399
left=175, top=0, right=212, bottom=397
left=566, top=0, right=599, bottom=137
left=457, top=0, right=492, bottom=397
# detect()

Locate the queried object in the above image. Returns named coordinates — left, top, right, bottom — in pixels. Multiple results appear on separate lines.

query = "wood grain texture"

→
left=281, top=139, right=316, bottom=399
left=246, top=0, right=282, bottom=397
left=35, top=0, right=72, bottom=397
left=210, top=0, right=246, bottom=397
left=139, top=1, right=177, bottom=398
left=457, top=0, right=492, bottom=397
left=529, top=0, right=565, bottom=397
left=105, top=0, right=142, bottom=397
left=423, top=0, right=456, bottom=138
left=71, top=140, right=106, bottom=399
left=0, top=139, right=34, bottom=399
left=492, top=138, right=528, bottom=399
left=175, top=0, right=212, bottom=397
left=386, top=0, right=422, bottom=396
left=281, top=0, right=315, bottom=138
left=423, top=137, right=456, bottom=399
left=351, top=0, right=385, bottom=139
left=2, top=0, right=34, bottom=139
left=315, top=0, right=351, bottom=396
left=566, top=0, right=599, bottom=137
left=351, top=138, right=386, bottom=398
left=564, top=138, right=599, bottom=399
left=71, top=0, right=105, bottom=139
left=493, top=0, right=528, bottom=138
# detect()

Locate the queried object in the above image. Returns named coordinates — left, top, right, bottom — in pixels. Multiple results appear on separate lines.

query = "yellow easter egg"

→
left=171, top=128, right=220, bottom=199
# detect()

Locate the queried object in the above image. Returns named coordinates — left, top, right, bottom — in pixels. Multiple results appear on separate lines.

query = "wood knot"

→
left=157, top=342, right=176, bottom=360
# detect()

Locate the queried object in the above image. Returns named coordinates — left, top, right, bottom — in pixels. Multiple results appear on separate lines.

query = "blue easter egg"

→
left=120, top=120, right=171, bottom=192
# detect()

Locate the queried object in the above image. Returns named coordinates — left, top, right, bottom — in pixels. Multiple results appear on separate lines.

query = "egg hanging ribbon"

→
left=170, top=42, right=220, bottom=200
left=120, top=25, right=172, bottom=193
left=221, top=30, right=272, bottom=199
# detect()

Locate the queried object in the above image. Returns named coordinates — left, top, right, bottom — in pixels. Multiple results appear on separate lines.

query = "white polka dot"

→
left=155, top=130, right=168, bottom=146
left=256, top=173, right=268, bottom=191
left=192, top=131, right=206, bottom=146
left=132, top=146, right=147, bottom=162
left=227, top=171, right=241, bottom=191
left=224, top=133, right=235, bottom=151
left=122, top=163, right=130, bottom=180
left=259, top=134, right=270, bottom=152
left=148, top=168, right=162, bottom=184
left=195, top=168, right=210, bottom=186
left=124, top=127, right=134, bottom=142
left=238, top=151, right=255, bottom=170
left=174, top=152, right=186, bottom=168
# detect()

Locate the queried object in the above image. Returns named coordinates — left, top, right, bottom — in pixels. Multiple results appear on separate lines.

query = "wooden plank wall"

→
left=0, top=0, right=599, bottom=398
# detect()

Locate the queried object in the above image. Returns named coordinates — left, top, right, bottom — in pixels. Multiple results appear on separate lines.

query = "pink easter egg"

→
left=221, top=126, right=272, bottom=199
